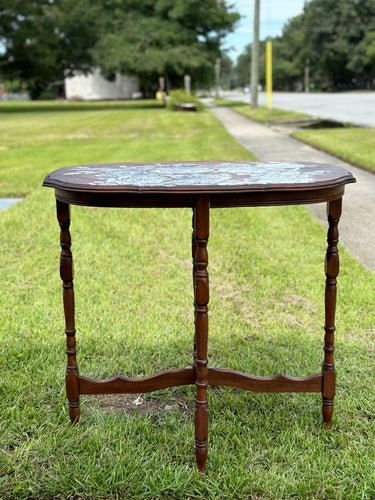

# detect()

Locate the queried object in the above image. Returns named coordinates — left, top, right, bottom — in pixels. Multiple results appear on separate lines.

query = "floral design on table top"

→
left=61, top=162, right=331, bottom=187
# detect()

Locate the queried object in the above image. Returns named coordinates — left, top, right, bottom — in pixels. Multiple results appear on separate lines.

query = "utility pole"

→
left=251, top=0, right=260, bottom=108
left=215, top=58, right=221, bottom=98
left=266, top=40, right=272, bottom=110
left=304, top=58, right=310, bottom=92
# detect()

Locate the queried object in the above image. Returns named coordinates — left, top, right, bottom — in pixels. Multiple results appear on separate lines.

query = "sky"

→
left=223, top=0, right=306, bottom=61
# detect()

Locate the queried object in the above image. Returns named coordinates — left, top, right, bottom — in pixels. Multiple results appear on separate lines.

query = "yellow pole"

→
left=266, top=40, right=272, bottom=111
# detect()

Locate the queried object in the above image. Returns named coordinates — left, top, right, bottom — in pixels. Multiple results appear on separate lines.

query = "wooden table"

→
left=43, top=161, right=355, bottom=473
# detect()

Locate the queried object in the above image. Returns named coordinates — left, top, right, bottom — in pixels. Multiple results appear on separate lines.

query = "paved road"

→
left=223, top=91, right=375, bottom=128
left=208, top=104, right=375, bottom=273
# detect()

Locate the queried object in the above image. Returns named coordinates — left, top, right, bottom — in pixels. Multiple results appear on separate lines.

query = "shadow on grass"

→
left=0, top=100, right=164, bottom=114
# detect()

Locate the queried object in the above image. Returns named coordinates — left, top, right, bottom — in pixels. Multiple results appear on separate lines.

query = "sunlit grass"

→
left=0, top=100, right=374, bottom=499
left=0, top=100, right=254, bottom=197
left=292, top=127, right=375, bottom=172
left=213, top=99, right=310, bottom=123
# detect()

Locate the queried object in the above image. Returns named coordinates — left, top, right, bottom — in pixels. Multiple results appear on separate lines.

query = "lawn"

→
left=1, top=101, right=375, bottom=499
left=0, top=100, right=250, bottom=197
left=213, top=99, right=310, bottom=123
left=292, top=127, right=375, bottom=173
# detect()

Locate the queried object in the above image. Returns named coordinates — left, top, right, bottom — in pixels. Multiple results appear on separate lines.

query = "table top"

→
left=43, top=161, right=355, bottom=208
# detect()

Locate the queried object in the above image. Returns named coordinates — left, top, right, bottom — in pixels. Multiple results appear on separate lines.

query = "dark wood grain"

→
left=43, top=161, right=355, bottom=195
left=193, top=196, right=210, bottom=473
left=192, top=209, right=197, bottom=370
left=322, top=198, right=342, bottom=429
left=44, top=161, right=356, bottom=472
left=208, top=368, right=323, bottom=392
left=56, top=200, right=80, bottom=424
left=79, top=367, right=195, bottom=394
left=52, top=185, right=348, bottom=209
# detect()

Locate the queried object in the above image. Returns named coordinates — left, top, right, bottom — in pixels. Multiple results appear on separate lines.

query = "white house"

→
left=65, top=68, right=140, bottom=100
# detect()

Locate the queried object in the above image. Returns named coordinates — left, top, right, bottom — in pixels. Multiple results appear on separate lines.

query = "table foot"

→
left=322, top=198, right=341, bottom=429
left=322, top=398, right=333, bottom=430
left=68, top=399, right=80, bottom=424
left=195, top=425, right=208, bottom=474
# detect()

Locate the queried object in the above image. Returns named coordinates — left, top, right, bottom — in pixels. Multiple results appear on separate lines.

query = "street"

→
left=223, top=91, right=375, bottom=127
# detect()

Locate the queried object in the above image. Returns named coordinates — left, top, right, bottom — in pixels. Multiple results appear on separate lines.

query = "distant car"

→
left=243, top=84, right=250, bottom=93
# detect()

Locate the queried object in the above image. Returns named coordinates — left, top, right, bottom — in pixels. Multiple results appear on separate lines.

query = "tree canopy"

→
left=0, top=0, right=98, bottom=98
left=0, top=0, right=239, bottom=98
left=93, top=0, right=239, bottom=88
left=235, top=0, right=375, bottom=91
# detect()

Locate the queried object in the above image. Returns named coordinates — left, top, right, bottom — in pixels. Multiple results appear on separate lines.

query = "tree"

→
left=234, top=0, right=375, bottom=92
left=220, top=55, right=235, bottom=89
left=0, top=0, right=98, bottom=98
left=234, top=44, right=250, bottom=87
left=284, top=0, right=375, bottom=90
left=0, top=0, right=239, bottom=98
left=234, top=41, right=266, bottom=89
left=347, top=32, right=375, bottom=87
left=272, top=15, right=306, bottom=90
left=301, top=0, right=363, bottom=90
left=92, top=0, right=240, bottom=89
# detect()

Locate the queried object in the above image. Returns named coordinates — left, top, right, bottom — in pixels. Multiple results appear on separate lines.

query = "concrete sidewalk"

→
left=208, top=104, right=375, bottom=273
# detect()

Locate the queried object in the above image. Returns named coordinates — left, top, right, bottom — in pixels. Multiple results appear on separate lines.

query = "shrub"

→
left=166, top=90, right=203, bottom=111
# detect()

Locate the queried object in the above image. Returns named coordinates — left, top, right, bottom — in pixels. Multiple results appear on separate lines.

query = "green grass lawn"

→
left=1, top=101, right=375, bottom=499
left=292, top=127, right=375, bottom=173
left=0, top=100, right=251, bottom=197
left=213, top=99, right=310, bottom=123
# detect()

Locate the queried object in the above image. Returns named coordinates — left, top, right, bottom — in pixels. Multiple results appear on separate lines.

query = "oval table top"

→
left=43, top=161, right=356, bottom=208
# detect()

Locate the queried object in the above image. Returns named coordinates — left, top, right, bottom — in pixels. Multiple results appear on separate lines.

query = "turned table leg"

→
left=192, top=210, right=197, bottom=369
left=57, top=200, right=80, bottom=424
left=322, top=197, right=342, bottom=429
left=193, top=197, right=209, bottom=473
